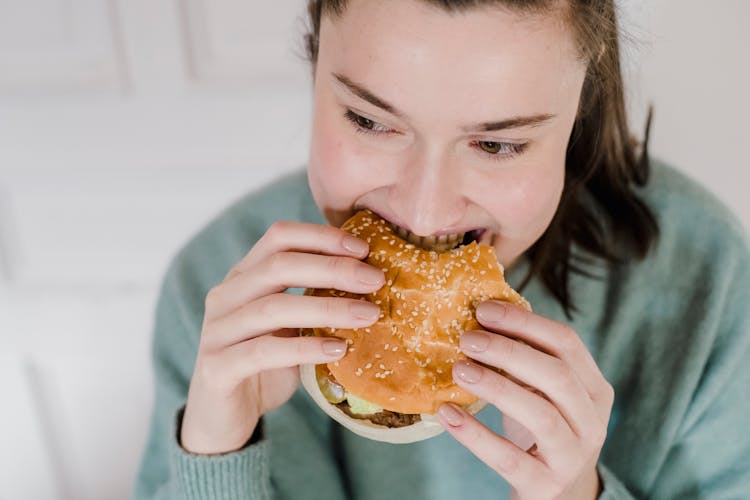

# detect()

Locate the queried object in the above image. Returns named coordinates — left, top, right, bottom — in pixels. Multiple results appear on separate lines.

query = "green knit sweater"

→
left=133, top=159, right=750, bottom=499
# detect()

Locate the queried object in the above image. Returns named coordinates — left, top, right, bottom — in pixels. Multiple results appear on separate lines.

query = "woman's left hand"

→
left=437, top=300, right=615, bottom=500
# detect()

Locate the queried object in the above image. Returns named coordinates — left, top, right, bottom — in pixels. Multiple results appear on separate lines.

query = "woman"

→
left=134, top=1, right=750, bottom=498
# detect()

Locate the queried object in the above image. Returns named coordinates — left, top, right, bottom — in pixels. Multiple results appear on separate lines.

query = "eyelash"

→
left=343, top=109, right=528, bottom=162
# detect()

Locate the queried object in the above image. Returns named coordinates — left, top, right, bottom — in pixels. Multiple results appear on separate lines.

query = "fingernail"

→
left=342, top=235, right=369, bottom=255
left=476, top=301, right=505, bottom=323
left=322, top=339, right=347, bottom=356
left=454, top=360, right=482, bottom=383
left=461, top=330, right=490, bottom=352
left=351, top=301, right=380, bottom=321
left=356, top=266, right=385, bottom=286
left=438, top=403, right=464, bottom=426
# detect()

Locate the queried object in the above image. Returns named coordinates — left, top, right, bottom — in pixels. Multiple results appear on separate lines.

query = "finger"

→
left=205, top=293, right=381, bottom=347
left=437, top=403, right=553, bottom=494
left=225, top=221, right=370, bottom=280
left=205, top=252, right=385, bottom=320
left=460, top=329, right=600, bottom=438
left=476, top=301, right=614, bottom=422
left=452, top=360, right=577, bottom=470
left=219, top=335, right=348, bottom=384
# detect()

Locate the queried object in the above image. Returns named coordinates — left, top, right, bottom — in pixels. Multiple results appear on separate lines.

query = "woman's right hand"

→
left=180, top=221, right=385, bottom=455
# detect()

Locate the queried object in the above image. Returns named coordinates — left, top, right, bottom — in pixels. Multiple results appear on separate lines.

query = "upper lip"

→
left=358, top=206, right=484, bottom=237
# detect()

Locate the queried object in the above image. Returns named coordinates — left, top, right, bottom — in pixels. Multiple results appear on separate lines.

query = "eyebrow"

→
left=332, top=72, right=556, bottom=133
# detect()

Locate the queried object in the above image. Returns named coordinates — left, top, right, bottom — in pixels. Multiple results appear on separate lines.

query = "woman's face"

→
left=307, top=0, right=587, bottom=268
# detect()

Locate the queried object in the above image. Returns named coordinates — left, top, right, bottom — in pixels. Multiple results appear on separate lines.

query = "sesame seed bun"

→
left=300, top=209, right=530, bottom=443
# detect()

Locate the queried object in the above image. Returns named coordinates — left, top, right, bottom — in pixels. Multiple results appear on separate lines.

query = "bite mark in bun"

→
left=300, top=209, right=530, bottom=443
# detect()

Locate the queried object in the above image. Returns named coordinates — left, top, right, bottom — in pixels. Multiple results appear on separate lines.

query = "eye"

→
left=471, top=140, right=528, bottom=162
left=343, top=109, right=393, bottom=135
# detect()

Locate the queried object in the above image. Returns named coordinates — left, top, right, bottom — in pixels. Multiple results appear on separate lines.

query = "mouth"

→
left=388, top=223, right=487, bottom=252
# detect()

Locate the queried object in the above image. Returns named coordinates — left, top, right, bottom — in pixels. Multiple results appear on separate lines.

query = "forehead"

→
left=318, top=0, right=584, bottom=121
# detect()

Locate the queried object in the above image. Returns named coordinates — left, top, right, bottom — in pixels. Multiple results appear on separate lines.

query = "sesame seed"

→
left=384, top=343, right=390, bottom=350
left=365, top=363, right=372, bottom=369
left=379, top=363, right=386, bottom=370
left=375, top=353, right=382, bottom=359
left=389, top=396, right=396, bottom=401
left=355, top=368, right=363, bottom=376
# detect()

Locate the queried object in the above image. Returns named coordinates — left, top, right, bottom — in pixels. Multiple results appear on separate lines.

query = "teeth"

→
left=389, top=222, right=466, bottom=251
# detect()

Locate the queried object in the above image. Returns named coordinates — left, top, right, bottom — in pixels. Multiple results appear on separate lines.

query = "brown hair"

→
left=302, top=0, right=659, bottom=319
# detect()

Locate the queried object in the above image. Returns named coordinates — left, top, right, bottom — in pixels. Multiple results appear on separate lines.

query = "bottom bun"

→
left=300, top=363, right=488, bottom=444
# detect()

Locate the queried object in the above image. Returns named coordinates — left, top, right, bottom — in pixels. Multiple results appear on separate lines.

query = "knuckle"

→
left=268, top=220, right=291, bottom=238
left=593, top=430, right=607, bottom=450
left=558, top=326, right=581, bottom=355
left=601, top=380, right=616, bottom=404
left=493, top=449, right=521, bottom=475
left=589, top=424, right=608, bottom=449
left=552, top=361, right=576, bottom=392
left=537, top=404, right=559, bottom=434
left=323, top=297, right=340, bottom=317
left=264, top=221, right=296, bottom=248
left=488, top=371, right=509, bottom=395
left=326, top=255, right=347, bottom=275
left=264, top=222, right=282, bottom=244
left=495, top=336, right=516, bottom=359
left=204, top=285, right=222, bottom=311
left=492, top=301, right=512, bottom=322
left=195, top=354, right=222, bottom=386
left=314, top=223, right=330, bottom=240
left=248, top=336, right=271, bottom=366
left=256, top=293, right=281, bottom=318
left=293, top=338, right=310, bottom=359
left=266, top=252, right=287, bottom=274
left=510, top=304, right=529, bottom=328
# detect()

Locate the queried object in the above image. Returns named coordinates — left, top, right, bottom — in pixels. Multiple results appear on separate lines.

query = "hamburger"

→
left=300, top=209, right=530, bottom=443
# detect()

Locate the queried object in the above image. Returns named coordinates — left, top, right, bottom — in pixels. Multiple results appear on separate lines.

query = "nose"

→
left=390, top=155, right=464, bottom=236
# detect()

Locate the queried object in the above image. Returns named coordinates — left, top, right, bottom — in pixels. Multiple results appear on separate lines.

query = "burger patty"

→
left=335, top=400, right=422, bottom=428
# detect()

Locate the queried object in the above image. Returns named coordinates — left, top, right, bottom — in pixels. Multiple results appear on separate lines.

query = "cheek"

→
left=482, top=163, right=564, bottom=237
left=309, top=106, right=382, bottom=205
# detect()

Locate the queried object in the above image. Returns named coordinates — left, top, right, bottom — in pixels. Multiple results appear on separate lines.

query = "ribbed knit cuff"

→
left=169, top=405, right=272, bottom=500
left=597, top=462, right=636, bottom=499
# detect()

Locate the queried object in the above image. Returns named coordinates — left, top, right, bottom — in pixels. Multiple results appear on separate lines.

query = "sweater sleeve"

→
left=649, top=231, right=750, bottom=499
left=596, top=463, right=637, bottom=499
left=131, top=258, right=273, bottom=499
left=131, top=254, right=350, bottom=499
left=595, top=227, right=750, bottom=499
left=647, top=238, right=750, bottom=499
left=649, top=229, right=750, bottom=499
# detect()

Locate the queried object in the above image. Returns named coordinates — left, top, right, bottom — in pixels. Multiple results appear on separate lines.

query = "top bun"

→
left=303, top=209, right=530, bottom=415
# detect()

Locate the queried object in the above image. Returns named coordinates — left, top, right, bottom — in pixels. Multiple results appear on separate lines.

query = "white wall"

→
left=0, top=1, right=747, bottom=499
